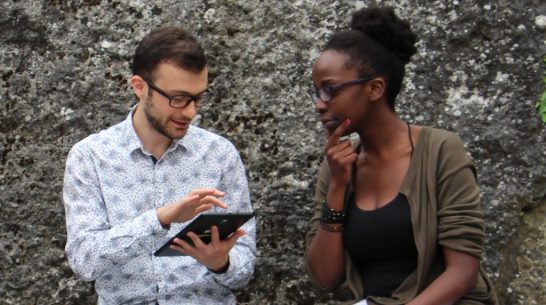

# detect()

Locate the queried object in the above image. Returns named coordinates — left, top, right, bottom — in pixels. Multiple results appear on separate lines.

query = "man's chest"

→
left=94, top=154, right=224, bottom=224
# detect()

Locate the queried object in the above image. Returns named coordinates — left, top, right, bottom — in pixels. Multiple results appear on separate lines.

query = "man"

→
left=63, top=26, right=256, bottom=305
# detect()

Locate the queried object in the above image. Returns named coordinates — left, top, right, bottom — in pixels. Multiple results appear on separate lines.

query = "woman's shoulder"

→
left=418, top=126, right=466, bottom=149
left=419, top=126, right=461, bottom=140
left=415, top=126, right=473, bottom=168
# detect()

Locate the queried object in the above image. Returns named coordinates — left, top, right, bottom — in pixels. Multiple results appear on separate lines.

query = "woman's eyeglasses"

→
left=308, top=76, right=376, bottom=103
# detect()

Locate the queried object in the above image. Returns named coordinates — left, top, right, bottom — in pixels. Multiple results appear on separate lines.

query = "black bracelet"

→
left=320, top=222, right=343, bottom=232
left=320, top=201, right=345, bottom=224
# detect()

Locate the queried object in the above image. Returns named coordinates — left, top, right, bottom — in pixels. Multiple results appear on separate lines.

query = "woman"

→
left=304, top=6, right=498, bottom=305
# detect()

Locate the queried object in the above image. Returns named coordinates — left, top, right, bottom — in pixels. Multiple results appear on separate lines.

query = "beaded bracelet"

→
left=320, top=201, right=345, bottom=224
left=320, top=222, right=343, bottom=232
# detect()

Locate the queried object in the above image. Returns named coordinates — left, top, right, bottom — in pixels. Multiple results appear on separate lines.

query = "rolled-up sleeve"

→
left=436, top=133, right=485, bottom=258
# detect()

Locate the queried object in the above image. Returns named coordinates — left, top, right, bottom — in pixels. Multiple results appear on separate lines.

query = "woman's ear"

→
left=130, top=75, right=147, bottom=101
left=368, top=77, right=386, bottom=102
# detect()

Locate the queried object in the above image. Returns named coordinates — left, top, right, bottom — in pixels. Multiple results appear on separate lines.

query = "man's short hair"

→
left=131, top=26, right=207, bottom=80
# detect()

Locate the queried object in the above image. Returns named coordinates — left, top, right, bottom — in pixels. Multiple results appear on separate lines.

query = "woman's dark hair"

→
left=131, top=26, right=207, bottom=81
left=324, top=6, right=418, bottom=110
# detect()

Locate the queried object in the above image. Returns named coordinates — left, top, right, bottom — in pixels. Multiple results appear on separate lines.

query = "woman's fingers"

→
left=326, top=139, right=353, bottom=156
left=340, top=152, right=358, bottom=165
left=328, top=140, right=356, bottom=163
left=326, top=119, right=351, bottom=149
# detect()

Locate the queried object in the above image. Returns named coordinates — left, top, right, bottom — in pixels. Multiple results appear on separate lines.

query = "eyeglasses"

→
left=308, top=76, right=376, bottom=103
left=144, top=79, right=209, bottom=109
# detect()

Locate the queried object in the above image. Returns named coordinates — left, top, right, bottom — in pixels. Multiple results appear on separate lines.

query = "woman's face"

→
left=311, top=50, right=371, bottom=135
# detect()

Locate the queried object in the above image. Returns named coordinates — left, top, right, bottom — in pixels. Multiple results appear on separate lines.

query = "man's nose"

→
left=180, top=101, right=198, bottom=117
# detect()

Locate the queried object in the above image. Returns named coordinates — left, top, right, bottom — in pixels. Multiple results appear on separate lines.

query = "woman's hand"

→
left=325, top=119, right=358, bottom=189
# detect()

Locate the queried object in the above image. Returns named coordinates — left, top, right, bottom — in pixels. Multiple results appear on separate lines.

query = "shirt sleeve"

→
left=210, top=143, right=256, bottom=289
left=436, top=132, right=485, bottom=258
left=63, top=143, right=166, bottom=281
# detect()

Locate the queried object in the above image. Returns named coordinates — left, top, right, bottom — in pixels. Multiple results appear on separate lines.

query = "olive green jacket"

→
left=305, top=127, right=498, bottom=305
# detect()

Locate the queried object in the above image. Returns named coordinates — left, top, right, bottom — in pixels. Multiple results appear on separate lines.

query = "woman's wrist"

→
left=328, top=178, right=348, bottom=191
left=320, top=201, right=345, bottom=223
left=320, top=222, right=344, bottom=232
left=326, top=186, right=346, bottom=210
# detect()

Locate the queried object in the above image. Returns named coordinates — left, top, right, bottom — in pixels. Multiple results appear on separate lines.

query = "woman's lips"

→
left=321, top=119, right=342, bottom=130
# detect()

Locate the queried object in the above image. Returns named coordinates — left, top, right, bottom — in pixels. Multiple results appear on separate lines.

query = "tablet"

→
left=154, top=212, right=255, bottom=257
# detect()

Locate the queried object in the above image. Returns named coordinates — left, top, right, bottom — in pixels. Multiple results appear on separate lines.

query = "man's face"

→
left=142, top=62, right=208, bottom=140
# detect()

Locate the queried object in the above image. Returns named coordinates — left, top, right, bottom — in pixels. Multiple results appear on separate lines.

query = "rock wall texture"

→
left=1, top=0, right=545, bottom=304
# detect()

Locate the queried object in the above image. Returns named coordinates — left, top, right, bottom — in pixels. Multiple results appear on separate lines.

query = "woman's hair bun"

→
left=350, top=6, right=418, bottom=63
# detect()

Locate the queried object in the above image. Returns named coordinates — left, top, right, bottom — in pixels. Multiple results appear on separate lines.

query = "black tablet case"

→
left=154, top=212, right=255, bottom=257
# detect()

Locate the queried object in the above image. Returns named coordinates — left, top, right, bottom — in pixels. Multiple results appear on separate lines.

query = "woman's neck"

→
left=356, top=109, right=409, bottom=160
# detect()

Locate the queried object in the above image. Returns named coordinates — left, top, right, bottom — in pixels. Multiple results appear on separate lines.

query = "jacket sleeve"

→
left=435, top=132, right=485, bottom=258
left=304, top=159, right=347, bottom=292
left=63, top=143, right=166, bottom=281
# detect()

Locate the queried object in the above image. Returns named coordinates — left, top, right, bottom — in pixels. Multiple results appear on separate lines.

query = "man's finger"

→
left=169, top=244, right=189, bottom=255
left=200, top=196, right=228, bottom=209
left=186, top=231, right=207, bottom=249
left=210, top=225, right=220, bottom=245
left=180, top=194, right=201, bottom=205
left=195, top=203, right=214, bottom=214
left=171, top=238, right=193, bottom=254
left=224, top=229, right=245, bottom=249
left=190, top=188, right=225, bottom=197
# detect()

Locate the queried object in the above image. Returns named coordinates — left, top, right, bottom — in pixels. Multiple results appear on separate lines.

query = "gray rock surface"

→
left=1, top=0, right=545, bottom=304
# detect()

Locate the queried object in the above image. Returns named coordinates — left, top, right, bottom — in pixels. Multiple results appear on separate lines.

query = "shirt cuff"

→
left=143, top=209, right=169, bottom=235
left=211, top=253, right=238, bottom=280
left=208, top=259, right=230, bottom=274
left=210, top=251, right=251, bottom=285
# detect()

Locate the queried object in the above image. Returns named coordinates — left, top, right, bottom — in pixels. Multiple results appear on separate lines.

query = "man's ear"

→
left=130, top=75, right=147, bottom=100
left=368, top=77, right=386, bottom=102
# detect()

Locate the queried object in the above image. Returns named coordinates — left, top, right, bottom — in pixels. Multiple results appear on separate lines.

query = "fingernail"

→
left=345, top=119, right=351, bottom=125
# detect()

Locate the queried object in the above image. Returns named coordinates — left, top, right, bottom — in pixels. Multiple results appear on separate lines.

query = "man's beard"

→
left=143, top=96, right=185, bottom=140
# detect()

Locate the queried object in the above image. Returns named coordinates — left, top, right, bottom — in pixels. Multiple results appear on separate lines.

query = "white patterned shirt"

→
left=63, top=108, right=256, bottom=305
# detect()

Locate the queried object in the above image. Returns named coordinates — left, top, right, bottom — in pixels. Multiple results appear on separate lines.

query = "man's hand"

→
left=156, top=188, right=227, bottom=227
left=170, top=226, right=245, bottom=272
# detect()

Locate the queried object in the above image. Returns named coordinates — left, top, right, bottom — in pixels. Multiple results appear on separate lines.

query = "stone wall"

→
left=1, top=0, right=545, bottom=304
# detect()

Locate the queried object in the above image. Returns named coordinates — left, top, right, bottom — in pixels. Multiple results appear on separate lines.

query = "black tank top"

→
left=343, top=193, right=418, bottom=297
left=342, top=122, right=418, bottom=297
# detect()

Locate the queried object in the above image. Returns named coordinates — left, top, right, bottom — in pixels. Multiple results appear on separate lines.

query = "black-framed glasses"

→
left=308, top=75, right=376, bottom=103
left=144, top=79, right=209, bottom=109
